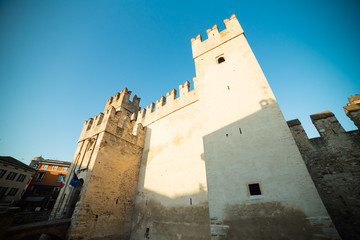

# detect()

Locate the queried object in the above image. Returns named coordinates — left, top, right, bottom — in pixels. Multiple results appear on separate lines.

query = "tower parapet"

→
left=79, top=88, right=146, bottom=147
left=79, top=106, right=145, bottom=146
left=191, top=14, right=244, bottom=59
left=104, top=88, right=140, bottom=115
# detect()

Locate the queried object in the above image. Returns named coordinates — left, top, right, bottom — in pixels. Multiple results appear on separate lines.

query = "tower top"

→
left=104, top=88, right=140, bottom=114
left=191, top=14, right=244, bottom=59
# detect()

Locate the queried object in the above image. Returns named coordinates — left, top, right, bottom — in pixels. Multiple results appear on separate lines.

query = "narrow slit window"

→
left=145, top=227, right=150, bottom=239
left=217, top=57, right=225, bottom=64
left=248, top=183, right=262, bottom=196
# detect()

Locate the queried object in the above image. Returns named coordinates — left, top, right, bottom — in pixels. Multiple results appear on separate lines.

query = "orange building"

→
left=22, top=157, right=71, bottom=211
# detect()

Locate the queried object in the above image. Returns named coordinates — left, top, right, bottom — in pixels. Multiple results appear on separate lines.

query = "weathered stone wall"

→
left=50, top=93, right=145, bottom=240
left=70, top=131, right=144, bottom=240
left=287, top=109, right=360, bottom=240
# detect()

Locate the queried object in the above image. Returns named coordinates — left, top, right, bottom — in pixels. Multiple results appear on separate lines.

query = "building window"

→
left=0, top=169, right=6, bottom=178
left=8, top=188, right=19, bottom=196
left=16, top=174, right=26, bottom=182
left=42, top=165, right=48, bottom=169
left=53, top=166, right=58, bottom=170
left=62, top=167, right=68, bottom=172
left=248, top=183, right=262, bottom=196
left=35, top=172, right=45, bottom=182
left=6, top=172, right=17, bottom=180
left=217, top=56, right=225, bottom=64
left=0, top=187, right=8, bottom=196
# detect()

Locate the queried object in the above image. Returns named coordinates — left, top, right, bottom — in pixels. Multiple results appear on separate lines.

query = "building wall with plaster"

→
left=50, top=14, right=343, bottom=240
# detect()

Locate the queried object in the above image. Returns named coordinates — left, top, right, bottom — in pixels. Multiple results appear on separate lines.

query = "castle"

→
left=50, top=14, right=344, bottom=239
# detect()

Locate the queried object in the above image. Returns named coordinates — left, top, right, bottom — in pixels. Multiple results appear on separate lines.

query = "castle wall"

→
left=131, top=88, right=211, bottom=240
left=287, top=111, right=360, bottom=240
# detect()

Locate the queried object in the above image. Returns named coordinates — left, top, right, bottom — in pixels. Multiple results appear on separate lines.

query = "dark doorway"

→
left=66, top=179, right=84, bottom=218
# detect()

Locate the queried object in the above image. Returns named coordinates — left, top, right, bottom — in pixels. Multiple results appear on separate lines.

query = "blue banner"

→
left=69, top=172, right=79, bottom=187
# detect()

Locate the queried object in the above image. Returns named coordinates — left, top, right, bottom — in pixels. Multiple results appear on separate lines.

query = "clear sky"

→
left=1, top=0, right=359, bottom=164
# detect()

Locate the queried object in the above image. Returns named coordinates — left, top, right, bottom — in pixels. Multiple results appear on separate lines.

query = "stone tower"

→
left=189, top=14, right=339, bottom=239
left=50, top=89, right=145, bottom=239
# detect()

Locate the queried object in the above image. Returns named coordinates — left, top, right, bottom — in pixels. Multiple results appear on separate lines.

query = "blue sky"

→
left=0, top=0, right=359, bottom=164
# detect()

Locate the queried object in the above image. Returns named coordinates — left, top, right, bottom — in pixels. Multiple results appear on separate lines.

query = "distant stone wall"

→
left=287, top=103, right=360, bottom=240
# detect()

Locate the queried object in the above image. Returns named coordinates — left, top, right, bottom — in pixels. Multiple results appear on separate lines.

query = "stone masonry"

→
left=287, top=95, right=360, bottom=240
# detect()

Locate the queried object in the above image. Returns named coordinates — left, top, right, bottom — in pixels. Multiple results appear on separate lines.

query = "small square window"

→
left=42, top=165, right=48, bottom=169
left=248, top=183, right=262, bottom=196
left=53, top=166, right=58, bottom=170
left=217, top=56, right=225, bottom=64
left=62, top=167, right=68, bottom=172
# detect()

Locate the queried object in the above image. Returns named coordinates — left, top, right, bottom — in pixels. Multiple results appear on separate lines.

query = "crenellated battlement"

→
left=191, top=14, right=244, bottom=59
left=79, top=106, right=145, bottom=147
left=104, top=88, right=141, bottom=114
left=135, top=79, right=199, bottom=127
left=287, top=94, right=360, bottom=140
left=287, top=107, right=360, bottom=140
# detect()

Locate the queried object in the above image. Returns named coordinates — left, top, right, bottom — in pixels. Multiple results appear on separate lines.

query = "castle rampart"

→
left=135, top=79, right=199, bottom=127
left=287, top=99, right=360, bottom=240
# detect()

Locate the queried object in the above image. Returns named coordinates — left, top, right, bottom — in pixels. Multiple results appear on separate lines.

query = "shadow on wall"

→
left=201, top=101, right=339, bottom=240
left=131, top=99, right=337, bottom=240
left=132, top=126, right=211, bottom=240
